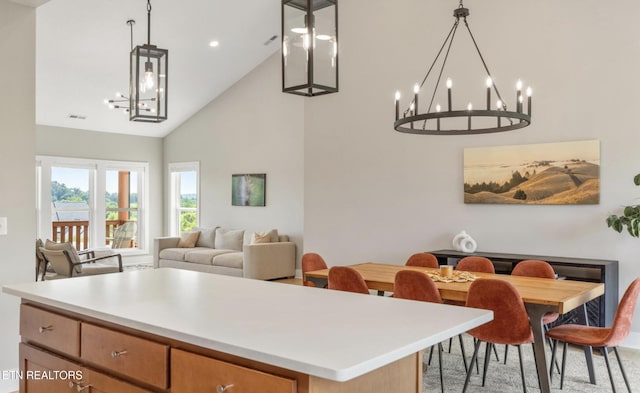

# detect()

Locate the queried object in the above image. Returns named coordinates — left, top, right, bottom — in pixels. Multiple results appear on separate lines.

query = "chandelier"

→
left=104, top=20, right=155, bottom=115
left=129, top=0, right=168, bottom=122
left=394, top=1, right=532, bottom=135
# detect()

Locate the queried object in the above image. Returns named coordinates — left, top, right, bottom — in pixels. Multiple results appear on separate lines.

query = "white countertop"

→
left=3, top=268, right=492, bottom=382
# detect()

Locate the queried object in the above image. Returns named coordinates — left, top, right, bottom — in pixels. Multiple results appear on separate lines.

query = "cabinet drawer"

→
left=172, top=348, right=297, bottom=393
left=20, top=304, right=80, bottom=357
left=80, top=323, right=169, bottom=389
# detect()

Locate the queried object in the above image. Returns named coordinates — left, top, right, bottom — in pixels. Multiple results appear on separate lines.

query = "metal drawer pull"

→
left=217, top=384, right=235, bottom=392
left=111, top=349, right=128, bottom=358
left=38, top=325, right=53, bottom=333
left=68, top=381, right=92, bottom=392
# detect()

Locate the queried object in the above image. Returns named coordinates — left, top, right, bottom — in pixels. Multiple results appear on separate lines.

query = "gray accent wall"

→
left=0, top=1, right=35, bottom=388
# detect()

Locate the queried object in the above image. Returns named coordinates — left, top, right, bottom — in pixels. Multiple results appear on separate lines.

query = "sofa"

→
left=153, top=227, right=296, bottom=280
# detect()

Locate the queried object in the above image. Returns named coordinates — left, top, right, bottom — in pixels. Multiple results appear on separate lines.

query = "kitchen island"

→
left=3, top=268, right=492, bottom=393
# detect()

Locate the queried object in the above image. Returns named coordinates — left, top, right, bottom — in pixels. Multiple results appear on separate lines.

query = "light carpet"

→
left=423, top=334, right=639, bottom=393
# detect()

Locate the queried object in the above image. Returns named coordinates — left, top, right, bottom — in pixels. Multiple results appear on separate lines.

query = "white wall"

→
left=164, top=54, right=305, bottom=266
left=36, top=125, right=164, bottom=264
left=304, top=0, right=640, bottom=343
left=0, top=1, right=35, bottom=391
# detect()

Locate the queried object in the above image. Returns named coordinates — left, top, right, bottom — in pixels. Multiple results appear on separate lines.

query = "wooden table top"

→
left=304, top=262, right=605, bottom=314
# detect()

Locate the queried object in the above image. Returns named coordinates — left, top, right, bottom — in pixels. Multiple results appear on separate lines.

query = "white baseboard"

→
left=622, top=332, right=640, bottom=350
left=0, top=368, right=19, bottom=393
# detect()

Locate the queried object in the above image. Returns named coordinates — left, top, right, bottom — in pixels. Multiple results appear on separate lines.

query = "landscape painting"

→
left=232, top=174, right=266, bottom=206
left=464, top=140, right=600, bottom=205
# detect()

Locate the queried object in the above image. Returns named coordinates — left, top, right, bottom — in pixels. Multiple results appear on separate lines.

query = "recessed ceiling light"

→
left=209, top=41, right=220, bottom=48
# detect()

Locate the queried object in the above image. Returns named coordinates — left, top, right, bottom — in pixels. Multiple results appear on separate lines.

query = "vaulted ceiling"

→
left=34, top=0, right=281, bottom=137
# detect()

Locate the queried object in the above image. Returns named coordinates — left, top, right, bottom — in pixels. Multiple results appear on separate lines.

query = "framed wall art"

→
left=464, top=140, right=600, bottom=205
left=232, top=173, right=266, bottom=206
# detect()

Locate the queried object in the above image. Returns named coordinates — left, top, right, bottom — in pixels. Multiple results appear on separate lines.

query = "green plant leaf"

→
left=634, top=173, right=640, bottom=186
left=606, top=215, right=618, bottom=227
left=613, top=220, right=623, bottom=233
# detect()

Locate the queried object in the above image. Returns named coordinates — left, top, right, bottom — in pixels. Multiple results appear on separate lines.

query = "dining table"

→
left=304, top=262, right=606, bottom=393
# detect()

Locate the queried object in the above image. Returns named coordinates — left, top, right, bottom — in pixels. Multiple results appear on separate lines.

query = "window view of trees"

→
left=51, top=180, right=88, bottom=203
left=180, top=194, right=197, bottom=234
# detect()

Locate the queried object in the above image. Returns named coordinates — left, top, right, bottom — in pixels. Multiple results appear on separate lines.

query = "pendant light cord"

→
left=147, top=0, right=152, bottom=46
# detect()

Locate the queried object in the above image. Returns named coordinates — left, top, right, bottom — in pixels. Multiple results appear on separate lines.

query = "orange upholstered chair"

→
left=302, top=253, right=328, bottom=287
left=405, top=252, right=439, bottom=268
left=394, top=270, right=467, bottom=393
left=506, top=260, right=559, bottom=365
left=327, top=266, right=369, bottom=294
left=456, top=256, right=495, bottom=274
left=546, top=278, right=640, bottom=392
left=462, top=278, right=534, bottom=393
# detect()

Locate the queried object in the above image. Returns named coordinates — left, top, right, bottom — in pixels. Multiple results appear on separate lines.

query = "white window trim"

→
left=168, top=162, right=200, bottom=237
left=36, top=155, right=149, bottom=255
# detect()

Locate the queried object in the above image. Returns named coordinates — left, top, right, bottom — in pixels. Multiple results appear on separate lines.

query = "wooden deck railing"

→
left=52, top=220, right=129, bottom=250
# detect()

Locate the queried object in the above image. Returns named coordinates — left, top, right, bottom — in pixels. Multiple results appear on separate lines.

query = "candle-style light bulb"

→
left=413, top=84, right=420, bottom=94
left=486, top=76, right=492, bottom=110
left=516, top=80, right=523, bottom=113
left=413, top=84, right=420, bottom=115
left=436, top=104, right=441, bottom=112
left=394, top=91, right=401, bottom=120
left=447, top=78, right=452, bottom=111
left=395, top=91, right=401, bottom=101
left=526, top=87, right=532, bottom=97
left=496, top=100, right=502, bottom=110
left=467, top=103, right=473, bottom=111
left=436, top=104, right=441, bottom=130
left=410, top=103, right=415, bottom=113
left=526, top=87, right=532, bottom=117
left=467, top=102, right=472, bottom=130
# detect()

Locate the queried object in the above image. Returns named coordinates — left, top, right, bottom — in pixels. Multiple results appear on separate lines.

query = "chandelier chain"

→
left=146, top=0, right=152, bottom=45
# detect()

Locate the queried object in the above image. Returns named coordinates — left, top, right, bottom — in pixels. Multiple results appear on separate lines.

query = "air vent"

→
left=264, top=35, right=278, bottom=46
left=68, top=114, right=87, bottom=120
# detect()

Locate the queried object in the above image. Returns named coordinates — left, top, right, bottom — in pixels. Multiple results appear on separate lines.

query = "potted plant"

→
left=606, top=174, right=640, bottom=237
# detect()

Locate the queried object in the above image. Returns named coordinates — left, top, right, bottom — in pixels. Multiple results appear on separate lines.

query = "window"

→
left=169, top=162, right=199, bottom=236
left=36, top=156, right=148, bottom=253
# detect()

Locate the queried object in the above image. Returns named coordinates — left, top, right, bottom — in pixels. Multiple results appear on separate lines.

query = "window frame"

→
left=168, top=162, right=200, bottom=236
left=36, top=155, right=149, bottom=255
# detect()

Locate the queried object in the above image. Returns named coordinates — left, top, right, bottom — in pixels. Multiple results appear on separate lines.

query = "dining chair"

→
left=456, top=256, right=495, bottom=274
left=393, top=270, right=467, bottom=393
left=302, top=252, right=328, bottom=287
left=546, top=278, right=640, bottom=392
left=327, top=266, right=370, bottom=294
left=462, top=278, right=534, bottom=393
left=505, top=260, right=559, bottom=365
left=448, top=256, right=496, bottom=359
left=405, top=252, right=439, bottom=268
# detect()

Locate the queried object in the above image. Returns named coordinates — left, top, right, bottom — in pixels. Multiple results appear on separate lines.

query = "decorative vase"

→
left=452, top=230, right=477, bottom=253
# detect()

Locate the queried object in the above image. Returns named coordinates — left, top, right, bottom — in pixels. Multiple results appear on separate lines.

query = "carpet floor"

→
left=423, top=334, right=639, bottom=393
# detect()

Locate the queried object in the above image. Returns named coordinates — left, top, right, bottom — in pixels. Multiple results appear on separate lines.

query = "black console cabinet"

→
left=429, top=249, right=618, bottom=328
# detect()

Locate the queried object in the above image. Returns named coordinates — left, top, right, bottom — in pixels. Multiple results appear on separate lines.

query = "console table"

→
left=429, top=249, right=618, bottom=328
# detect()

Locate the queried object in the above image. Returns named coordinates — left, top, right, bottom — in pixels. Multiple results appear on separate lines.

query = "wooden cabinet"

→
left=80, top=323, right=169, bottom=389
left=429, top=249, right=618, bottom=327
left=171, top=348, right=297, bottom=393
left=19, top=343, right=151, bottom=393
left=20, top=304, right=80, bottom=357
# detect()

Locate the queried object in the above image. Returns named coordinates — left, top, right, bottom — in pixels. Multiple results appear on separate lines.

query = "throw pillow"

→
left=251, top=231, right=272, bottom=244
left=194, top=227, right=217, bottom=248
left=214, top=228, right=245, bottom=251
left=177, top=231, right=200, bottom=248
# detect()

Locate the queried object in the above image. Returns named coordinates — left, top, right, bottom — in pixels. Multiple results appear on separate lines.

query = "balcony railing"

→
left=52, top=220, right=132, bottom=250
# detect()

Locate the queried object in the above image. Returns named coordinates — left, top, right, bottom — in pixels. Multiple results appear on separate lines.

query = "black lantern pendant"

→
left=282, top=0, right=338, bottom=96
left=130, top=0, right=168, bottom=122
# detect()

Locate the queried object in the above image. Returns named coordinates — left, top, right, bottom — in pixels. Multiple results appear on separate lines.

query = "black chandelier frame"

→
left=393, top=2, right=531, bottom=136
